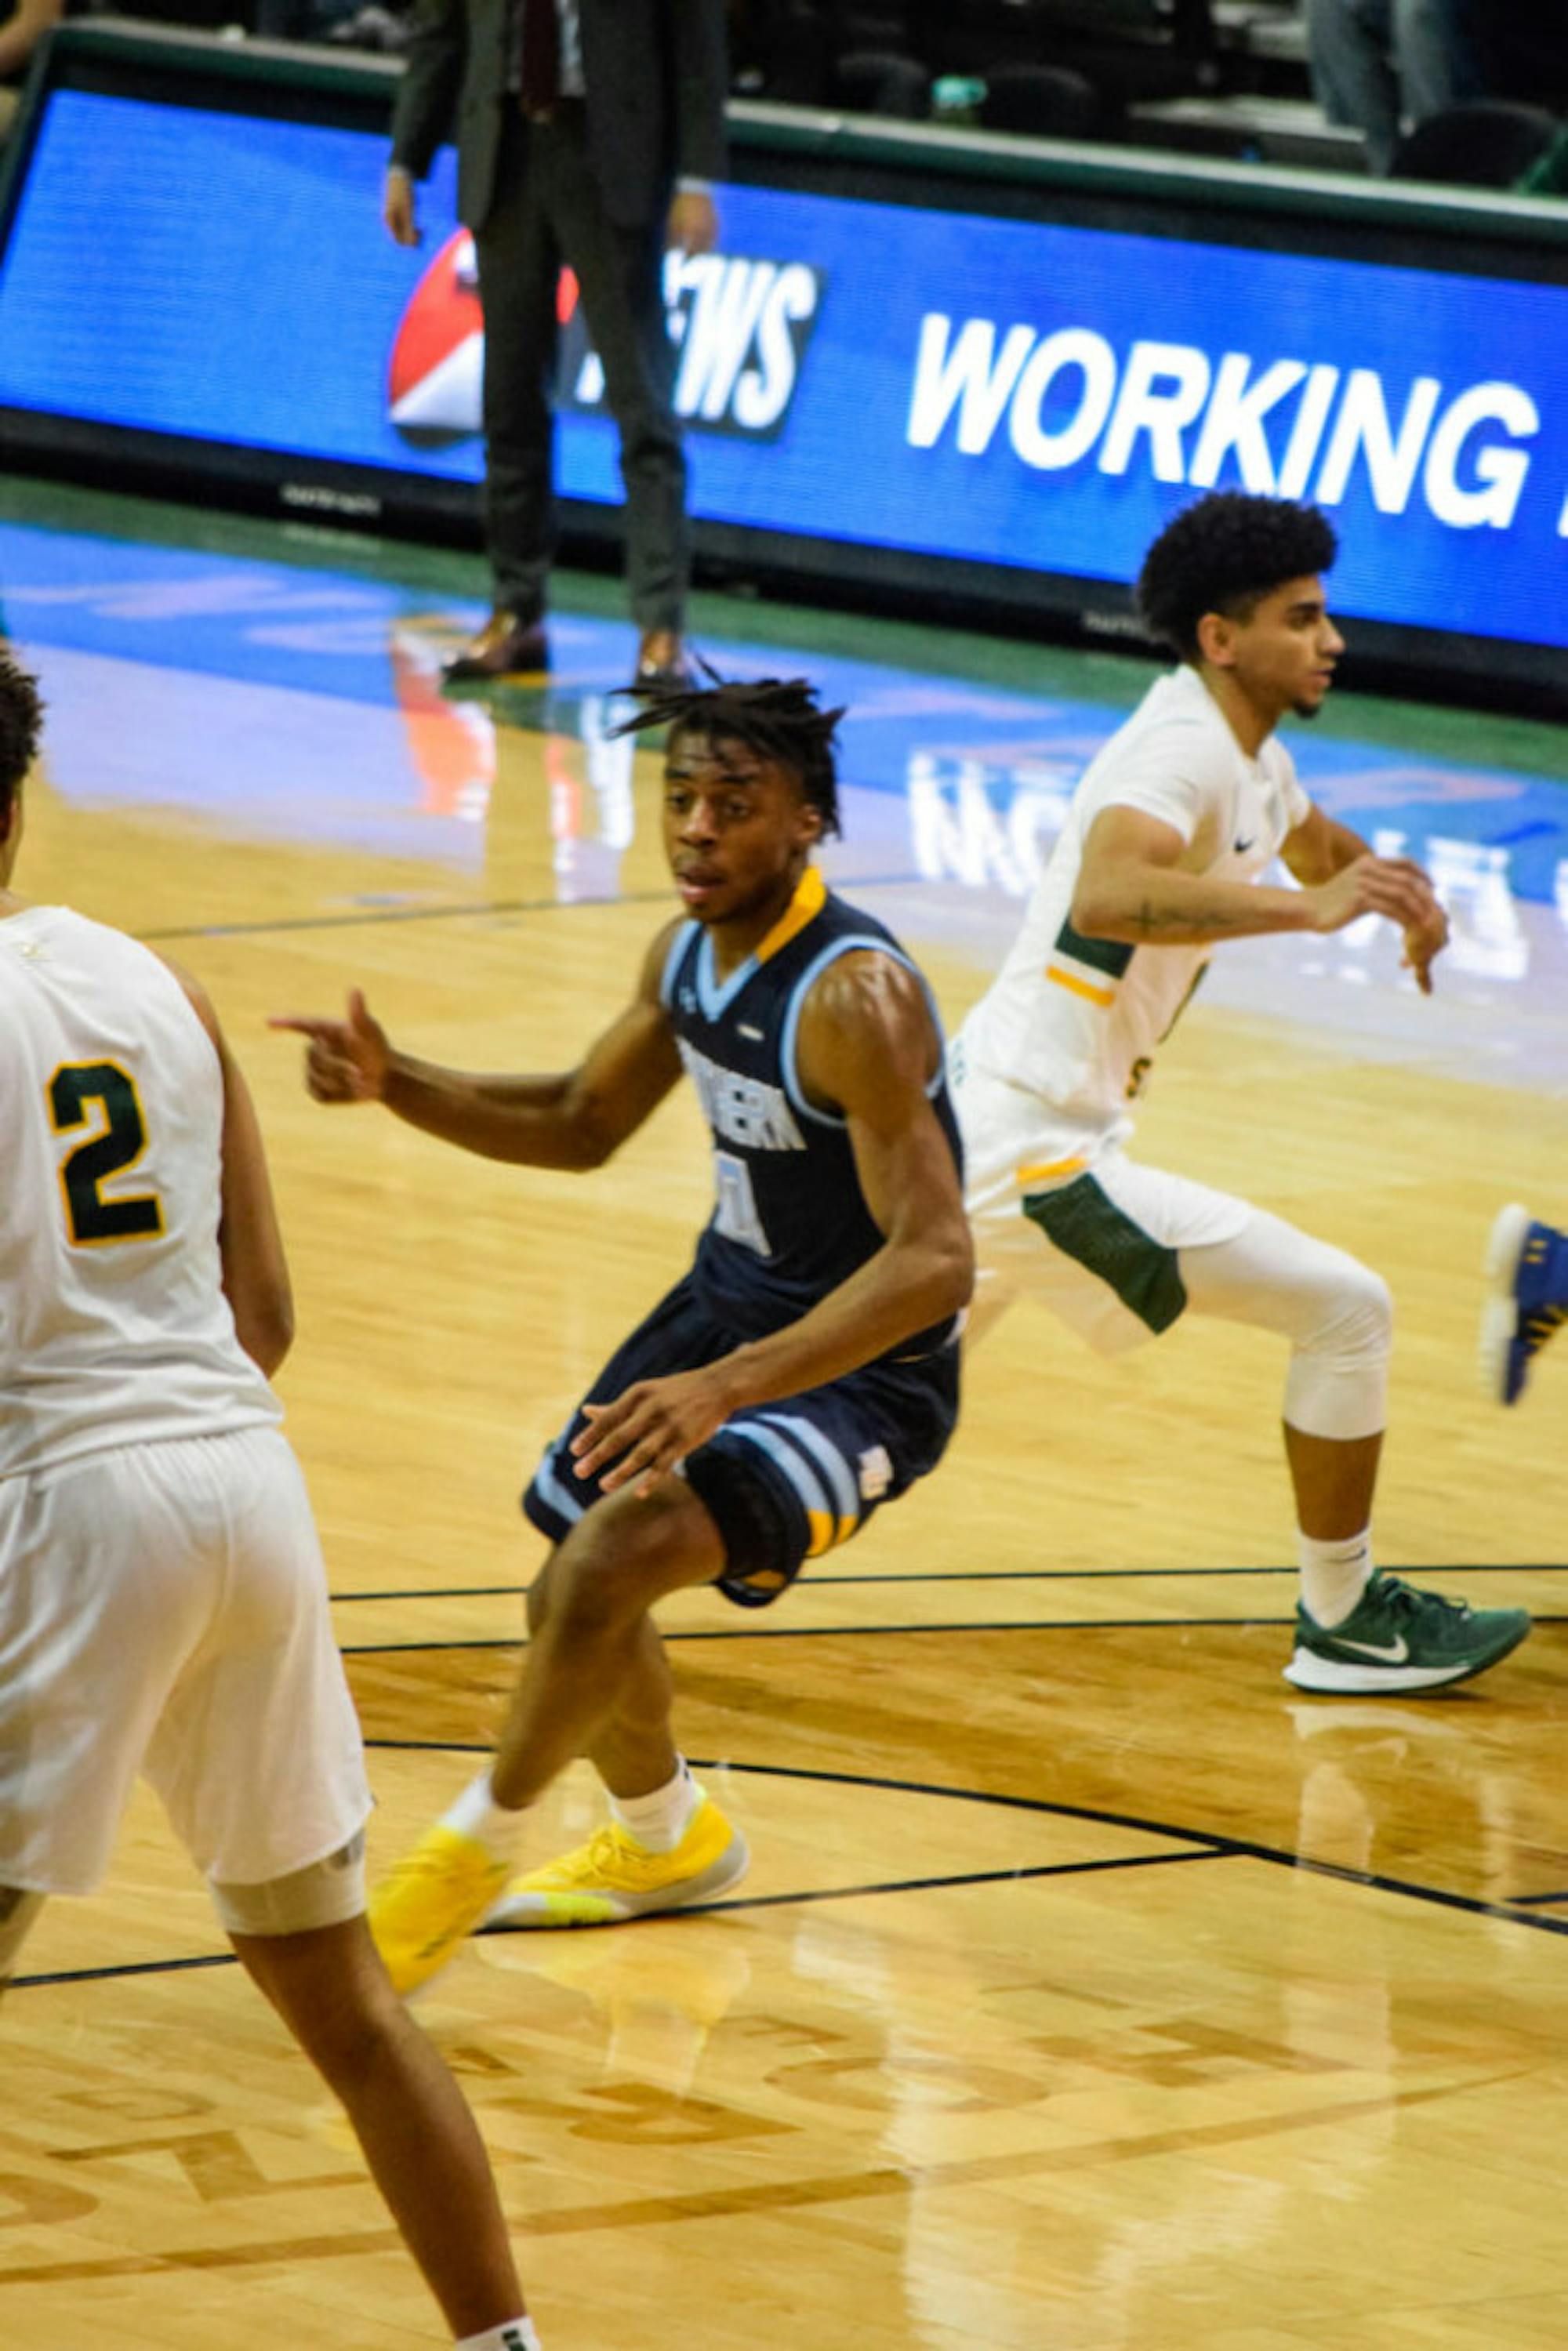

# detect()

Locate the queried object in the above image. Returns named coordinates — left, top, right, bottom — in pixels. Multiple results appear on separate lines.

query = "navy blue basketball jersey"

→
left=659, top=866, right=963, bottom=1356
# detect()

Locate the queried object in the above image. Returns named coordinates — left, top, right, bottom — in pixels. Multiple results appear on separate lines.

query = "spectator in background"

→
left=0, top=0, right=64, bottom=145
left=385, top=0, right=728, bottom=691
left=1307, top=0, right=1482, bottom=172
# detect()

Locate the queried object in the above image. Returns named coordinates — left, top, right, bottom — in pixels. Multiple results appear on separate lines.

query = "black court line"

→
left=6, top=1849, right=1216, bottom=1993
left=479, top=1846, right=1220, bottom=1936
left=12, top=1951, right=241, bottom=1990
left=13, top=1746, right=1568, bottom=1991
left=136, top=871, right=929, bottom=948
left=363, top=1744, right=1568, bottom=1941
left=136, top=887, right=671, bottom=945
left=341, top=1617, right=1568, bottom=1654
left=329, top=1562, right=1564, bottom=1606
left=330, top=1569, right=1300, bottom=1605
left=336, top=1619, right=1299, bottom=1653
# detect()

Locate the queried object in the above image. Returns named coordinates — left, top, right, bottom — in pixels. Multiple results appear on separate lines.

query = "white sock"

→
left=1298, top=1529, right=1374, bottom=1628
left=456, top=2320, right=541, bottom=2351
left=440, top=1772, right=528, bottom=1864
left=608, top=1759, right=700, bottom=1853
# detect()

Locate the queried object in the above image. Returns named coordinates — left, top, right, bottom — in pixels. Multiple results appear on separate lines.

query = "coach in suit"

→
left=386, top=0, right=728, bottom=686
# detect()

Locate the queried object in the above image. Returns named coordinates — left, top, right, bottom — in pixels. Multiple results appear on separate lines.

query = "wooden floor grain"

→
left=4, top=586, right=1566, bottom=2350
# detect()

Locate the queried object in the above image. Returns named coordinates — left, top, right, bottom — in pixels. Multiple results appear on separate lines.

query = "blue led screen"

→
left=1, top=89, right=1566, bottom=650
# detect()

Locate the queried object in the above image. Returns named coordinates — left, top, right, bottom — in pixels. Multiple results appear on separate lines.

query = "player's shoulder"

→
left=1084, top=671, right=1225, bottom=803
left=797, top=934, right=928, bottom=1045
left=9, top=902, right=162, bottom=979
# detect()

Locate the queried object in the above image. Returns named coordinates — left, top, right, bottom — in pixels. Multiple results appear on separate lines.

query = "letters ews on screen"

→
left=906, top=316, right=1566, bottom=537
left=566, top=252, right=823, bottom=441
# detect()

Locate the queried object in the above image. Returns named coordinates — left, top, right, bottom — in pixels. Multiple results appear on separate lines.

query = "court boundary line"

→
left=328, top=1562, right=1563, bottom=1602
left=336, top=1613, right=1568, bottom=1651
left=371, top=1745, right=1568, bottom=1939
left=13, top=1746, right=1568, bottom=1994
left=135, top=871, right=928, bottom=947
left=5, top=1851, right=1218, bottom=1992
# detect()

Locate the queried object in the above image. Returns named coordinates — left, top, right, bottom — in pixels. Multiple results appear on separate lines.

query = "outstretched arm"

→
left=1072, top=803, right=1446, bottom=981
left=574, top=950, right=973, bottom=1493
left=270, top=925, right=685, bottom=1170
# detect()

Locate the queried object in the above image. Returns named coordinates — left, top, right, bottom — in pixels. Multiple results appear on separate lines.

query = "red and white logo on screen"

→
left=387, top=234, right=583, bottom=437
left=388, top=235, right=822, bottom=442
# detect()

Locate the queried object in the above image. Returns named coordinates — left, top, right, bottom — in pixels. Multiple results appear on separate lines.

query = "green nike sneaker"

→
left=1283, top=1573, right=1530, bottom=1695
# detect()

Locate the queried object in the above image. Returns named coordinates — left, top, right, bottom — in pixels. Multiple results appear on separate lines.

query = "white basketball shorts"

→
left=0, top=1427, right=371, bottom=1898
left=956, top=1065, right=1390, bottom=1438
left=958, top=1066, right=1252, bottom=1353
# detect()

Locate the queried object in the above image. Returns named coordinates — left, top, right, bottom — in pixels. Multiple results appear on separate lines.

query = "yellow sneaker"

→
left=368, top=1825, right=511, bottom=1995
left=485, top=1797, right=749, bottom=1930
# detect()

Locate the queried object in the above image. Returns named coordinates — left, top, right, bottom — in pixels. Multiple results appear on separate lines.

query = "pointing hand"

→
left=269, top=989, right=392, bottom=1103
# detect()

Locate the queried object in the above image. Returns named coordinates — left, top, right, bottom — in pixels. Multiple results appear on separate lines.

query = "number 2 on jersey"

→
left=49, top=1061, right=165, bottom=1246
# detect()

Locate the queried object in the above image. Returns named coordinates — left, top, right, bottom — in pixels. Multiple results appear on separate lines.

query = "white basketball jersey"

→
left=0, top=905, right=280, bottom=1476
left=954, top=666, right=1312, bottom=1162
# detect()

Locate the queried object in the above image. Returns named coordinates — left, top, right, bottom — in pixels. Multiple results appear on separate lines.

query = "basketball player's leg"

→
left=223, top=1882, right=533, bottom=2348
left=131, top=1435, right=535, bottom=2346
left=1179, top=1203, right=1529, bottom=1692
left=524, top=1547, right=681, bottom=1801
left=376, top=1482, right=741, bottom=1969
left=1002, top=1152, right=1388, bottom=1547
left=368, top=1277, right=754, bottom=1980
left=494, top=1479, right=724, bottom=1811
left=487, top=1348, right=957, bottom=1930
left=1176, top=1201, right=1393, bottom=1539
left=1000, top=1159, right=1527, bottom=1690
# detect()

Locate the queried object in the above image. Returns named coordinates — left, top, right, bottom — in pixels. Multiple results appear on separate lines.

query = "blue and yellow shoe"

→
left=368, top=1826, right=510, bottom=1996
left=484, top=1797, right=749, bottom=1930
left=1481, top=1204, right=1568, bottom=1406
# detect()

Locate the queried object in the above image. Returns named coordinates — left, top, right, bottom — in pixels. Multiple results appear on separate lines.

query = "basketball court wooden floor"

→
left=3, top=476, right=1567, bottom=2349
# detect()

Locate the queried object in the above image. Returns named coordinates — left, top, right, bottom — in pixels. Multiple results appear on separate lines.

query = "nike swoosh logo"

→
left=1331, top=1634, right=1409, bottom=1663
left=1234, top=836, right=1256, bottom=854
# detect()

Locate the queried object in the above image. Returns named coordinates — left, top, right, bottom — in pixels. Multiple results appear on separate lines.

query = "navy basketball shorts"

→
left=522, top=1273, right=960, bottom=1607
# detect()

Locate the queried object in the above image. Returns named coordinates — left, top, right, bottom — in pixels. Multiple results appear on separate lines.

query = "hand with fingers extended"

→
left=571, top=1362, right=742, bottom=1498
left=269, top=989, right=393, bottom=1104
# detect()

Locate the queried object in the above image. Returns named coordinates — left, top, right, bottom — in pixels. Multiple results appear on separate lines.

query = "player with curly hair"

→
left=949, top=490, right=1530, bottom=1696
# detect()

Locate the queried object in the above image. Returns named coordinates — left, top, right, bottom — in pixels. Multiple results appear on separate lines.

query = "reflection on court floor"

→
left=2, top=475, right=1566, bottom=2351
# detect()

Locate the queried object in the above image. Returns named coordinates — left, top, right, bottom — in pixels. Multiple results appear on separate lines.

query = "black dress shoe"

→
left=631, top=629, right=691, bottom=692
left=442, top=611, right=550, bottom=683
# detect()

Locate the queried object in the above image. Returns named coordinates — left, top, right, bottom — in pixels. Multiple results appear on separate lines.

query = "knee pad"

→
left=1284, top=1263, right=1393, bottom=1441
left=212, top=1832, right=368, bottom=1939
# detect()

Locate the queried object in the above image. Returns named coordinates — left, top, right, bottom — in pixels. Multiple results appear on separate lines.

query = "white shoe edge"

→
left=1484, top=1202, right=1531, bottom=1289
left=481, top=1830, right=750, bottom=1932
left=1282, top=1631, right=1528, bottom=1695
left=1479, top=1204, right=1531, bottom=1402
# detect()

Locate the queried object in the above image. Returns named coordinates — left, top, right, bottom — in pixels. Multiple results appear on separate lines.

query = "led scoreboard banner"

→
left=2, top=21, right=1566, bottom=706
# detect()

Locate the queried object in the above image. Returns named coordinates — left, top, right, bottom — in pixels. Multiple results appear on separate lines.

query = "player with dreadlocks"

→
left=275, top=674, right=971, bottom=1985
